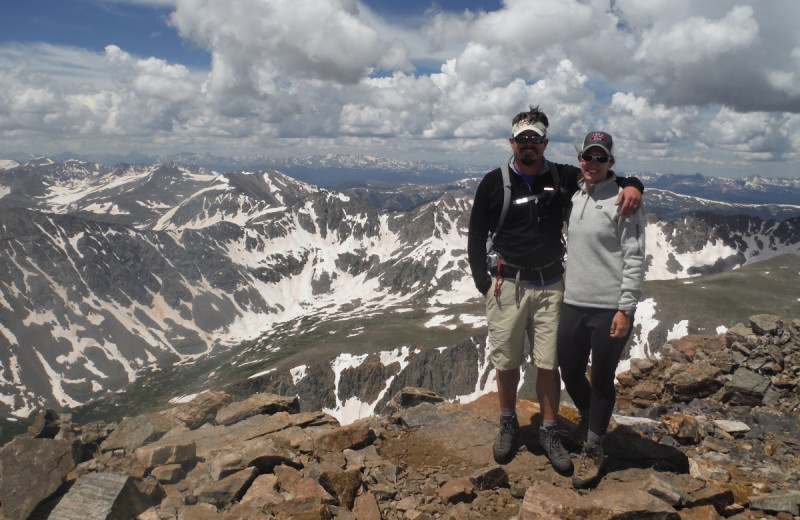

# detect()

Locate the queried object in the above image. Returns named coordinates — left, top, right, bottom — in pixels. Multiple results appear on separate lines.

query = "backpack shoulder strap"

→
left=549, top=159, right=561, bottom=190
left=497, top=162, right=512, bottom=234
left=550, top=160, right=576, bottom=207
left=487, top=162, right=512, bottom=252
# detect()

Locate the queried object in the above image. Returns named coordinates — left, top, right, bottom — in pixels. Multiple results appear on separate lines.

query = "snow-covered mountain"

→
left=634, top=172, right=800, bottom=206
left=0, top=158, right=799, bottom=421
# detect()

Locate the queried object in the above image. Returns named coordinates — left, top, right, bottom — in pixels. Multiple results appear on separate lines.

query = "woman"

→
left=557, top=131, right=646, bottom=489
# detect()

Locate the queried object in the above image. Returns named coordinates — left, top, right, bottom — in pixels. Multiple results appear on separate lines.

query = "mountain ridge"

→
left=5, top=155, right=800, bottom=220
left=0, top=158, right=799, bottom=422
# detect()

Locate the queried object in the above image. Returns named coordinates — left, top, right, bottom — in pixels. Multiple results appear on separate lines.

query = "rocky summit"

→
left=1, top=314, right=799, bottom=520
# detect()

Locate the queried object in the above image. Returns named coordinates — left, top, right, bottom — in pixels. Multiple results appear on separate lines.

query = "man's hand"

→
left=616, top=186, right=642, bottom=217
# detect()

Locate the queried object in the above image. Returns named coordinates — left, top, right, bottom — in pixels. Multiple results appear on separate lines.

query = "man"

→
left=467, top=106, right=643, bottom=473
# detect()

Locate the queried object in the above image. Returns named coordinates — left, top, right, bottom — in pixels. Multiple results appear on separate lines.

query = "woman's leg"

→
left=584, top=309, right=632, bottom=438
left=556, top=304, right=593, bottom=412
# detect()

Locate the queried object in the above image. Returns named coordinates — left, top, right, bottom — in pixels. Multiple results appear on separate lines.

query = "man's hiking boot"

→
left=493, top=415, right=519, bottom=464
left=539, top=426, right=573, bottom=474
left=573, top=443, right=605, bottom=489
left=565, top=417, right=589, bottom=451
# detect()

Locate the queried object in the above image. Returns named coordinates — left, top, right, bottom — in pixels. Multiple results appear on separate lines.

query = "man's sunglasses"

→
left=513, top=135, right=545, bottom=144
left=580, top=153, right=611, bottom=163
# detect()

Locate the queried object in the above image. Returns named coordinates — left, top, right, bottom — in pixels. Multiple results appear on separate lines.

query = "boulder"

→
left=215, top=393, right=300, bottom=426
left=46, top=472, right=151, bottom=520
left=0, top=437, right=81, bottom=520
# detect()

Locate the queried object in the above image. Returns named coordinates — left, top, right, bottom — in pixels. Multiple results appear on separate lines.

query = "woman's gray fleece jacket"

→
left=563, top=173, right=646, bottom=312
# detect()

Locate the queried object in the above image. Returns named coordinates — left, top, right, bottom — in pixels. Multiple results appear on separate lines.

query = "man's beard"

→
left=519, top=153, right=537, bottom=166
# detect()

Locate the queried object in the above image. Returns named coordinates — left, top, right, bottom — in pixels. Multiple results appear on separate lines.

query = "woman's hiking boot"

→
left=539, top=426, right=573, bottom=474
left=573, top=443, right=605, bottom=489
left=493, top=414, right=519, bottom=464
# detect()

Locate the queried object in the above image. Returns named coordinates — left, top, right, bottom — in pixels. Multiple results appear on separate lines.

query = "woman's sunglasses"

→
left=580, top=153, right=611, bottom=163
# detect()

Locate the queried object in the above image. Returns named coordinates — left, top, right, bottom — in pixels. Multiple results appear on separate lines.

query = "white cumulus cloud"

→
left=0, top=0, right=799, bottom=178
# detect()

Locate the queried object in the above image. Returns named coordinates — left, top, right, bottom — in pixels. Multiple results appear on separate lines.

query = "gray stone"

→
left=313, top=419, right=375, bottom=452
left=27, top=409, right=61, bottom=438
left=205, top=435, right=297, bottom=480
left=239, top=474, right=284, bottom=509
left=749, top=490, right=800, bottom=515
left=725, top=323, right=756, bottom=347
left=643, top=475, right=692, bottom=507
left=352, top=493, right=381, bottom=520
left=381, top=387, right=444, bottom=417
left=713, top=419, right=750, bottom=434
left=666, top=362, right=722, bottom=402
left=150, top=464, right=186, bottom=483
left=469, top=465, right=509, bottom=491
left=46, top=472, right=151, bottom=520
left=290, top=477, right=336, bottom=504
left=0, top=437, right=81, bottom=520
left=194, top=466, right=258, bottom=507
left=685, top=481, right=735, bottom=511
left=160, top=411, right=296, bottom=458
left=79, top=421, right=116, bottom=446
left=177, top=504, right=226, bottom=520
left=590, top=485, right=680, bottom=519
left=164, top=391, right=232, bottom=430
left=630, top=357, right=657, bottom=378
left=749, top=314, right=783, bottom=335
left=437, top=478, right=476, bottom=505
left=519, top=482, right=609, bottom=519
left=271, top=497, right=332, bottom=520
left=318, top=468, right=362, bottom=508
left=100, top=413, right=182, bottom=453
left=717, top=367, right=771, bottom=406
left=134, top=439, right=196, bottom=468
left=689, top=457, right=731, bottom=482
left=215, top=392, right=300, bottom=426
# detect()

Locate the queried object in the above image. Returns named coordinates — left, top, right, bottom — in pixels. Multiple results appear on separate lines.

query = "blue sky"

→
left=1, top=1, right=202, bottom=65
left=1, top=0, right=799, bottom=178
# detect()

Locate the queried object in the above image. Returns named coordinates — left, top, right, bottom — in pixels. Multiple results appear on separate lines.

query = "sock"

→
left=587, top=429, right=604, bottom=445
left=542, top=419, right=557, bottom=430
left=500, top=409, right=516, bottom=419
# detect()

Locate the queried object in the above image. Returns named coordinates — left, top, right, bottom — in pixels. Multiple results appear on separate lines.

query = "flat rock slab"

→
left=46, top=472, right=151, bottom=520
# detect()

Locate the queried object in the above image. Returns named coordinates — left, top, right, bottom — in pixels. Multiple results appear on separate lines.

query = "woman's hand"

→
left=610, top=311, right=630, bottom=338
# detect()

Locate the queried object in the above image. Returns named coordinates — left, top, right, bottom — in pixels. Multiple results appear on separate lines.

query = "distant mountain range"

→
left=1, top=152, right=481, bottom=188
left=5, top=152, right=800, bottom=217
left=8, top=151, right=798, bottom=202
left=0, top=155, right=799, bottom=424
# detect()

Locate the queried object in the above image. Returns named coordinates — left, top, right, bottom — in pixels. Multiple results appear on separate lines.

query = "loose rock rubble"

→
left=0, top=315, right=798, bottom=519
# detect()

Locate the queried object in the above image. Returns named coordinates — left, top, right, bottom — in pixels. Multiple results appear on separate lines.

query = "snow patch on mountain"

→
left=667, top=321, right=690, bottom=340
left=323, top=346, right=421, bottom=425
left=0, top=160, right=19, bottom=170
left=645, top=224, right=736, bottom=280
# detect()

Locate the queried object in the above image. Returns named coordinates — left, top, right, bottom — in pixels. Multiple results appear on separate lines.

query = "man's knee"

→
left=497, top=367, right=521, bottom=384
left=537, top=367, right=560, bottom=382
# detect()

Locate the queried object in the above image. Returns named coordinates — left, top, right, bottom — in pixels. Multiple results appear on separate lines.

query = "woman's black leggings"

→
left=557, top=303, right=632, bottom=437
